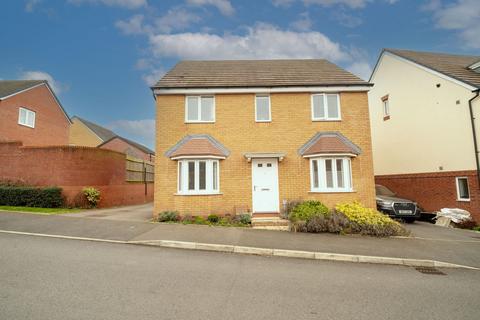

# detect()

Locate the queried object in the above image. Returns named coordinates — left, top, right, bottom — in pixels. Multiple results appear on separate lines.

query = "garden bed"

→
left=155, top=211, right=251, bottom=228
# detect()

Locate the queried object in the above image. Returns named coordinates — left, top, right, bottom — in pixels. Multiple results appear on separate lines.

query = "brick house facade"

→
left=0, top=80, right=71, bottom=146
left=152, top=60, right=376, bottom=217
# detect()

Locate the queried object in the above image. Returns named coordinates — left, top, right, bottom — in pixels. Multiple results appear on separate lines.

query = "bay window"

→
left=310, top=157, right=352, bottom=192
left=177, top=159, right=220, bottom=194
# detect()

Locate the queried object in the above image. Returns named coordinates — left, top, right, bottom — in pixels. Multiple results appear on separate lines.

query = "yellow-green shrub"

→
left=335, top=201, right=408, bottom=237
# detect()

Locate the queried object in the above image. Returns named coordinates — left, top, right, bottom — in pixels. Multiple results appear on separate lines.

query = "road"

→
left=1, top=233, right=479, bottom=320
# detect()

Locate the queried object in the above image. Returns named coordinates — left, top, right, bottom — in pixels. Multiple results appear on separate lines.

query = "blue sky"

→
left=1, top=0, right=479, bottom=149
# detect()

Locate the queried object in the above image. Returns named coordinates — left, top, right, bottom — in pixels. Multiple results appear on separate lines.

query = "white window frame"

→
left=185, top=96, right=216, bottom=123
left=309, top=157, right=353, bottom=193
left=383, top=99, right=390, bottom=117
left=255, top=95, right=271, bottom=122
left=311, top=93, right=341, bottom=121
left=455, top=177, right=470, bottom=201
left=18, top=107, right=36, bottom=128
left=177, top=159, right=220, bottom=195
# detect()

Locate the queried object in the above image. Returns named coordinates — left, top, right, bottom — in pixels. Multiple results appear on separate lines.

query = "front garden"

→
left=156, top=211, right=252, bottom=227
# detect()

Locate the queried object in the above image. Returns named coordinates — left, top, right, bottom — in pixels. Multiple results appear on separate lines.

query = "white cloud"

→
left=272, top=0, right=296, bottom=7
left=20, top=71, right=65, bottom=94
left=186, top=0, right=235, bottom=16
left=304, top=0, right=372, bottom=8
left=290, top=12, right=313, bottom=31
left=427, top=0, right=480, bottom=48
left=67, top=0, right=147, bottom=9
left=115, top=14, right=147, bottom=35
left=346, top=61, right=372, bottom=80
left=25, top=0, right=41, bottom=12
left=332, top=11, right=363, bottom=27
left=155, top=7, right=201, bottom=33
left=148, top=23, right=350, bottom=62
left=142, top=67, right=166, bottom=86
left=108, top=119, right=155, bottom=148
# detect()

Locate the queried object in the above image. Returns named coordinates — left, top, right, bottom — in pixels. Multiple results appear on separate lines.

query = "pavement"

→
left=65, top=203, right=154, bottom=222
left=1, top=232, right=479, bottom=320
left=1, top=206, right=480, bottom=268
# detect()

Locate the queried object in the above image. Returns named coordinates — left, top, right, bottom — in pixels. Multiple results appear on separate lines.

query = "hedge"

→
left=0, top=186, right=64, bottom=208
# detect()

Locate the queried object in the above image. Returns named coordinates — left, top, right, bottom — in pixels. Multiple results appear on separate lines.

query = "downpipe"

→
left=468, top=90, right=480, bottom=185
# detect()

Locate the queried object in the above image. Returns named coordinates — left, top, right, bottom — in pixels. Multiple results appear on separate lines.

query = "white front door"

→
left=252, top=158, right=280, bottom=213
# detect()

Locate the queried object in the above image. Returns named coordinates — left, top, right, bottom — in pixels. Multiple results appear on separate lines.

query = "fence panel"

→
left=126, top=156, right=154, bottom=182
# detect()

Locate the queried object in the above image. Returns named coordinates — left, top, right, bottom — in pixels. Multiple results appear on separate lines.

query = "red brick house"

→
left=0, top=80, right=71, bottom=146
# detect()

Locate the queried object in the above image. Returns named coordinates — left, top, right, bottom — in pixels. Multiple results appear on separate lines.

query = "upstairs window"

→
left=311, top=94, right=341, bottom=121
left=255, top=95, right=271, bottom=122
left=381, top=95, right=390, bottom=120
left=456, top=177, right=470, bottom=201
left=18, top=107, right=35, bottom=128
left=186, top=96, right=215, bottom=123
left=177, top=159, right=220, bottom=195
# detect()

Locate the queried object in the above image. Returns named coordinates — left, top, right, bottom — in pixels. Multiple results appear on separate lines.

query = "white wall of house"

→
left=369, top=52, right=479, bottom=175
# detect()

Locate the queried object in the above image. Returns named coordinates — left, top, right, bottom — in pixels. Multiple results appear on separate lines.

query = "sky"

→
left=1, top=0, right=479, bottom=149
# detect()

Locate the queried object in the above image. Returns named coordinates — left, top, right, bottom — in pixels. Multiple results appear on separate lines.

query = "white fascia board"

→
left=154, top=85, right=371, bottom=95
left=0, top=83, right=45, bottom=100
left=373, top=51, right=477, bottom=91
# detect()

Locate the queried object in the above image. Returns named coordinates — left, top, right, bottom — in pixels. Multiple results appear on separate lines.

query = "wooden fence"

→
left=126, top=156, right=154, bottom=183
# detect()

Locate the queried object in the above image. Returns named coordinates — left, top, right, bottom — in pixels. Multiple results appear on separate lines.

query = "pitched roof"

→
left=165, top=134, right=230, bottom=158
left=73, top=116, right=155, bottom=155
left=0, top=80, right=45, bottom=99
left=73, top=116, right=117, bottom=141
left=298, top=132, right=361, bottom=156
left=154, top=59, right=371, bottom=89
left=100, top=136, right=155, bottom=155
left=384, top=49, right=480, bottom=89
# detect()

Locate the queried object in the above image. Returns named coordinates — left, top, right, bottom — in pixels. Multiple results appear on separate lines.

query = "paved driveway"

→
left=64, top=203, right=154, bottom=222
left=404, top=221, right=479, bottom=242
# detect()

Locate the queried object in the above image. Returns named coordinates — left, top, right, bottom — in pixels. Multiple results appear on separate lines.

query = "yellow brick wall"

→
left=154, top=92, right=376, bottom=216
left=69, top=119, right=103, bottom=147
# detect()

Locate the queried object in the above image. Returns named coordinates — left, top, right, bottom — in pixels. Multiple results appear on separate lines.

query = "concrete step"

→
left=253, top=225, right=290, bottom=231
left=252, top=217, right=290, bottom=231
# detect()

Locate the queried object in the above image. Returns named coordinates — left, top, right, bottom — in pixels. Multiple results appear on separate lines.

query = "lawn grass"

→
left=0, top=206, right=82, bottom=215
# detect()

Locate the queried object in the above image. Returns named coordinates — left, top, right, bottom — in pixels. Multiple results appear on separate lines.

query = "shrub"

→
left=157, top=211, right=180, bottom=222
left=181, top=214, right=193, bottom=224
left=305, top=211, right=350, bottom=234
left=194, top=216, right=207, bottom=224
left=82, top=187, right=101, bottom=208
left=0, top=186, right=64, bottom=208
left=289, top=200, right=329, bottom=222
left=335, top=201, right=408, bottom=237
left=235, top=213, right=251, bottom=225
left=207, top=214, right=220, bottom=223
left=454, top=219, right=478, bottom=229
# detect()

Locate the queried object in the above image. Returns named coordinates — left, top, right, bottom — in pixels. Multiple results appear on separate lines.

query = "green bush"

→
left=194, top=216, right=207, bottom=224
left=181, top=214, right=193, bottom=224
left=157, top=211, right=180, bottom=222
left=235, top=213, right=251, bottom=225
left=335, top=201, right=408, bottom=237
left=207, top=214, right=220, bottom=223
left=305, top=211, right=350, bottom=234
left=82, top=187, right=101, bottom=208
left=289, top=200, right=329, bottom=222
left=0, top=186, right=63, bottom=208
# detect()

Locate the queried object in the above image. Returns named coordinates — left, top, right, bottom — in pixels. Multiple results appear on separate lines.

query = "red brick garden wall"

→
left=100, top=137, right=154, bottom=162
left=375, top=170, right=479, bottom=222
left=0, top=141, right=153, bottom=208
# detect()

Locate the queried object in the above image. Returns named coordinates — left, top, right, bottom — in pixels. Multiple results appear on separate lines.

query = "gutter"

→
left=468, top=90, right=480, bottom=185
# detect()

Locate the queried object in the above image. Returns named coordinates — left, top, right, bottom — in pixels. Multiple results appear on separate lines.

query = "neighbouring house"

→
left=69, top=116, right=155, bottom=161
left=152, top=59, right=376, bottom=217
left=0, top=80, right=71, bottom=146
left=369, top=49, right=480, bottom=221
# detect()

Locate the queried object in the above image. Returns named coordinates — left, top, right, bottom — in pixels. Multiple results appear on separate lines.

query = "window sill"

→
left=255, top=120, right=271, bottom=123
left=175, top=192, right=223, bottom=196
left=309, top=190, right=356, bottom=194
left=312, top=119, right=342, bottom=122
left=18, top=123, right=35, bottom=129
left=184, top=121, right=215, bottom=124
left=456, top=198, right=470, bottom=202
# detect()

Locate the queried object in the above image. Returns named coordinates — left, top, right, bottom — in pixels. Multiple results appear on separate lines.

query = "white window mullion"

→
left=197, top=97, right=202, bottom=122
left=323, top=94, right=328, bottom=119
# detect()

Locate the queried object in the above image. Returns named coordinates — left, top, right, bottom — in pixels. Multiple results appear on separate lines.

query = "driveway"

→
left=64, top=203, right=153, bottom=222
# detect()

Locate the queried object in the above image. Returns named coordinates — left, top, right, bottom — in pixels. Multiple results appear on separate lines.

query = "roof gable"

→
left=298, top=132, right=361, bottom=157
left=165, top=134, right=230, bottom=159
left=154, top=59, right=370, bottom=89
left=100, top=136, right=155, bottom=155
left=372, top=49, right=480, bottom=90
left=72, top=116, right=117, bottom=142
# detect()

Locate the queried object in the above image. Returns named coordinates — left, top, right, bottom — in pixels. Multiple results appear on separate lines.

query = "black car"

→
left=375, top=184, right=421, bottom=222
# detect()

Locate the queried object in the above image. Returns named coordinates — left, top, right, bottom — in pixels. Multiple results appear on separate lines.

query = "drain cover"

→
left=415, top=267, right=446, bottom=275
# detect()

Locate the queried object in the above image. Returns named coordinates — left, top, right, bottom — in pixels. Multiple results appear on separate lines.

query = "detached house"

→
left=369, top=49, right=480, bottom=221
left=69, top=116, right=155, bottom=161
left=0, top=80, right=71, bottom=146
left=152, top=59, right=375, bottom=217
